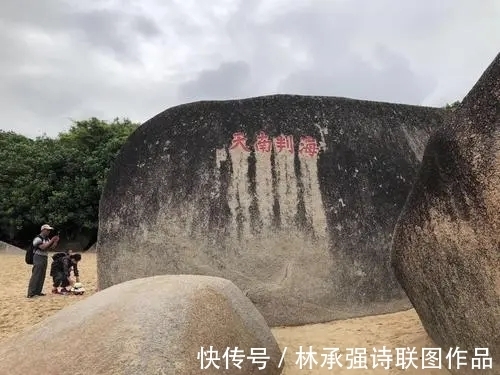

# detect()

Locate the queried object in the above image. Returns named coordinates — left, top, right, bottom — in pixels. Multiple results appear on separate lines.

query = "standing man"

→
left=27, top=224, right=60, bottom=298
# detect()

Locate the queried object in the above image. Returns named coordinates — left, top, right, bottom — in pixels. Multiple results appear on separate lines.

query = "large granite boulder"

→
left=391, top=52, right=500, bottom=374
left=97, top=94, right=446, bottom=326
left=0, top=275, right=283, bottom=375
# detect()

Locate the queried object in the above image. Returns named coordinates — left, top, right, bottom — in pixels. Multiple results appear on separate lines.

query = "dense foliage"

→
left=0, top=118, right=138, bottom=248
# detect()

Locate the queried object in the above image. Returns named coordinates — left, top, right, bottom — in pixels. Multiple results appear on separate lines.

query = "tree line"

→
left=0, top=118, right=138, bottom=249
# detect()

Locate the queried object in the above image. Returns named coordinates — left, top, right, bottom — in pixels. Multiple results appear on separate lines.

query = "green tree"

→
left=0, top=131, right=38, bottom=239
left=0, top=118, right=139, bottom=247
left=444, top=100, right=461, bottom=111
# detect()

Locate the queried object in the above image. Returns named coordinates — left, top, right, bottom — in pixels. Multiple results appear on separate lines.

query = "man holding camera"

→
left=27, top=224, right=60, bottom=298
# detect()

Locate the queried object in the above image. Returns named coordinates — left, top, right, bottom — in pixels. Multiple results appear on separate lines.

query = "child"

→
left=50, top=253, right=81, bottom=295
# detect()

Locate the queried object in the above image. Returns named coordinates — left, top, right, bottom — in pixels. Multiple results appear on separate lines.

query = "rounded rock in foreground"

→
left=0, top=275, right=284, bottom=375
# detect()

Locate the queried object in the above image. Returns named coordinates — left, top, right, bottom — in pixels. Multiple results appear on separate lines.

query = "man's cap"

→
left=40, top=224, right=54, bottom=231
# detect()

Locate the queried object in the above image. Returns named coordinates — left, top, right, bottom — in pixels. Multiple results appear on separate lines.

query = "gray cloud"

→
left=69, top=9, right=162, bottom=60
left=0, top=0, right=162, bottom=60
left=178, top=61, right=252, bottom=100
left=277, top=45, right=436, bottom=104
left=0, top=0, right=498, bottom=138
left=175, top=0, right=444, bottom=104
left=0, top=0, right=168, bottom=137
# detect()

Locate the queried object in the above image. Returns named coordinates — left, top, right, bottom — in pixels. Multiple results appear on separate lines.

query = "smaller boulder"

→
left=0, top=275, right=284, bottom=375
left=391, top=52, right=500, bottom=375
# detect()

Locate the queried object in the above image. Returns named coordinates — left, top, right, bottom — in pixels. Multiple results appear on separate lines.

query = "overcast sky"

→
left=1, top=0, right=498, bottom=138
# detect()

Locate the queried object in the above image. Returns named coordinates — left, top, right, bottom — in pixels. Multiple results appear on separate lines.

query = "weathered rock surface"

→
left=0, top=241, right=24, bottom=254
left=0, top=275, right=283, bottom=375
left=97, top=93, right=447, bottom=326
left=391, top=52, right=500, bottom=374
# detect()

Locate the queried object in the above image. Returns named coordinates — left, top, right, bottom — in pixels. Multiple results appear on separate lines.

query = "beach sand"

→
left=0, top=252, right=449, bottom=374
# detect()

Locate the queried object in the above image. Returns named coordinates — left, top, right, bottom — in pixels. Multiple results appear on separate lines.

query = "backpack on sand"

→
left=25, top=235, right=43, bottom=265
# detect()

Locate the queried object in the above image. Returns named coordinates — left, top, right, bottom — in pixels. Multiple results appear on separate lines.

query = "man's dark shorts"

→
left=52, top=272, right=69, bottom=288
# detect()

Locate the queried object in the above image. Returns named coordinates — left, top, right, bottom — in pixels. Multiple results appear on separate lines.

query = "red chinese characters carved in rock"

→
left=230, top=132, right=250, bottom=152
left=298, top=136, right=320, bottom=157
left=273, top=135, right=294, bottom=154
left=254, top=131, right=272, bottom=153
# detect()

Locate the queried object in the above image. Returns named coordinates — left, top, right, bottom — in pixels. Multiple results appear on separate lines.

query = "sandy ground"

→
left=0, top=252, right=449, bottom=374
left=0, top=252, right=99, bottom=341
